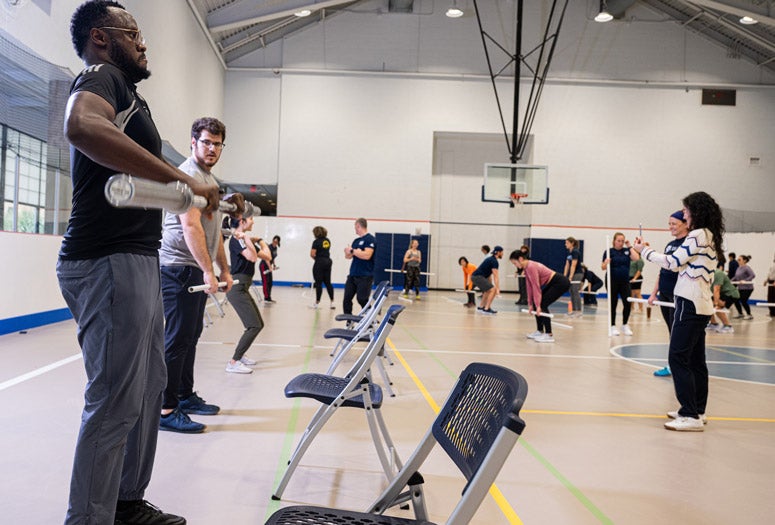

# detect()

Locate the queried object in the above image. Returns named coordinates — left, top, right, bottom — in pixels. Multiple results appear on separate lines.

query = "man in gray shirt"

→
left=159, top=117, right=233, bottom=433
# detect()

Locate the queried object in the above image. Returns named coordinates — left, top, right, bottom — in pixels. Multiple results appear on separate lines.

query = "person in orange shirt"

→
left=458, top=256, right=477, bottom=307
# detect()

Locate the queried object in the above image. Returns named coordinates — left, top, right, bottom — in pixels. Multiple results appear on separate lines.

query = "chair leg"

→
left=374, top=408, right=402, bottom=472
left=374, top=358, right=395, bottom=397
left=272, top=402, right=338, bottom=499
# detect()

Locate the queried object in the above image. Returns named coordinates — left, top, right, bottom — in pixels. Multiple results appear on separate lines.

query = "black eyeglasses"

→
left=197, top=139, right=225, bottom=150
left=98, top=26, right=145, bottom=46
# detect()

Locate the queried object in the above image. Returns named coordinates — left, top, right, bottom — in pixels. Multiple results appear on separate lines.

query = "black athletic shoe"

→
left=115, top=500, right=186, bottom=525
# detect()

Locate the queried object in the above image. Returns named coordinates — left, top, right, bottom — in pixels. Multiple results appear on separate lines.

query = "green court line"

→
left=264, top=312, right=320, bottom=521
left=518, top=439, right=613, bottom=525
left=399, top=325, right=614, bottom=524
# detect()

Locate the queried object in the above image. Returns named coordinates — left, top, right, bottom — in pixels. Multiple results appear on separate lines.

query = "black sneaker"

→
left=115, top=500, right=186, bottom=524
left=159, top=407, right=205, bottom=434
left=178, top=392, right=220, bottom=415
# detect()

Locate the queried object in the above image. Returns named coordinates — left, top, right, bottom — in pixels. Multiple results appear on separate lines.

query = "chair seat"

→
left=335, top=313, right=363, bottom=323
left=266, top=506, right=434, bottom=525
left=324, top=328, right=372, bottom=342
left=284, top=373, right=383, bottom=408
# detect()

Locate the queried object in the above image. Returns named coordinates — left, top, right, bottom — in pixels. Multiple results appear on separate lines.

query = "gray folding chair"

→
left=272, top=304, right=407, bottom=500
left=266, top=362, right=528, bottom=525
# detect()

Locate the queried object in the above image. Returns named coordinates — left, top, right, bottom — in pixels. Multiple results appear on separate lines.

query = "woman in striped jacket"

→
left=633, top=192, right=725, bottom=432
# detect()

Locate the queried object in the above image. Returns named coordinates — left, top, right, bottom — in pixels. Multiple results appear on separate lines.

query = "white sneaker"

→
left=609, top=326, right=620, bottom=336
left=718, top=325, right=734, bottom=333
left=226, top=360, right=253, bottom=374
left=240, top=356, right=257, bottom=366
left=667, top=410, right=707, bottom=424
left=526, top=331, right=543, bottom=339
left=664, top=416, right=704, bottom=431
left=535, top=333, right=555, bottom=343
left=621, top=324, right=633, bottom=336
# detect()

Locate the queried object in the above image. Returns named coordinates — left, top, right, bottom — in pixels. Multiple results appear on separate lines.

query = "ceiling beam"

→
left=209, top=0, right=357, bottom=33
left=686, top=0, right=775, bottom=26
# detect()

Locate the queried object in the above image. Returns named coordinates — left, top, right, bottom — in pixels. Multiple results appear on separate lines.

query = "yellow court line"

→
left=523, top=409, right=775, bottom=423
left=387, top=338, right=524, bottom=525
left=707, top=345, right=775, bottom=364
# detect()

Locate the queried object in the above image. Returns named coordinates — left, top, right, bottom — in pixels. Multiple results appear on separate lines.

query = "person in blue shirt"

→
left=602, top=232, right=640, bottom=336
left=648, top=210, right=689, bottom=376
left=343, top=217, right=376, bottom=314
left=471, top=246, right=503, bottom=314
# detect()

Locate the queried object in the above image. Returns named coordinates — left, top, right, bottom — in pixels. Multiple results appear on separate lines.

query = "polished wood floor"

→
left=1, top=287, right=774, bottom=524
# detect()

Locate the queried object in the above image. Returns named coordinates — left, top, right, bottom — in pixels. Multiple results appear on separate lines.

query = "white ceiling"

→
left=185, top=0, right=775, bottom=73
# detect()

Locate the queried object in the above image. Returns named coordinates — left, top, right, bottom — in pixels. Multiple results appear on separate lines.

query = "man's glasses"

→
left=197, top=139, right=225, bottom=150
left=98, top=27, right=145, bottom=46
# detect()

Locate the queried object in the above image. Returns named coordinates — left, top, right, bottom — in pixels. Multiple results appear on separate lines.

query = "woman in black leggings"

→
left=510, top=250, right=570, bottom=343
left=310, top=226, right=335, bottom=309
left=602, top=232, right=640, bottom=336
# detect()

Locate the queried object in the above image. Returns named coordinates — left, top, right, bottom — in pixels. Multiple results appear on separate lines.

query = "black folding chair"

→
left=266, top=362, right=528, bottom=525
left=272, top=304, right=407, bottom=500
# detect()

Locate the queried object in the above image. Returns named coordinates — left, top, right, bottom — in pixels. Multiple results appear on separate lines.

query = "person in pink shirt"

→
left=510, top=250, right=570, bottom=343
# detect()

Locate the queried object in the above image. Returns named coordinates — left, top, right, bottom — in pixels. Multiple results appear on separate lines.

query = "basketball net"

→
left=510, top=193, right=528, bottom=208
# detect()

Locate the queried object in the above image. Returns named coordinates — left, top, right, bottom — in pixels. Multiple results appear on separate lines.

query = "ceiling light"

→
left=294, top=9, right=311, bottom=17
left=446, top=1, right=463, bottom=18
left=739, top=16, right=758, bottom=25
left=594, top=1, right=613, bottom=23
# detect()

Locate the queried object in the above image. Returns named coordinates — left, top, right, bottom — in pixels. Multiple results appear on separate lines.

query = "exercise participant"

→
left=159, top=117, right=238, bottom=433
left=563, top=237, right=583, bottom=316
left=402, top=238, right=422, bottom=299
left=648, top=210, right=689, bottom=377
left=57, top=2, right=218, bottom=523
left=602, top=232, right=639, bottom=336
left=310, top=226, right=335, bottom=309
left=511, top=250, right=571, bottom=343
left=634, top=191, right=724, bottom=432
left=458, top=256, right=477, bottom=307
left=343, top=218, right=376, bottom=314
left=261, top=235, right=280, bottom=302
left=225, top=215, right=271, bottom=373
left=471, top=246, right=503, bottom=315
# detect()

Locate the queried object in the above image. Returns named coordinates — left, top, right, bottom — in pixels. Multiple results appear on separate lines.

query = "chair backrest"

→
left=369, top=362, right=527, bottom=525
left=343, top=304, right=405, bottom=380
left=358, top=280, right=390, bottom=316
left=433, top=362, right=527, bottom=485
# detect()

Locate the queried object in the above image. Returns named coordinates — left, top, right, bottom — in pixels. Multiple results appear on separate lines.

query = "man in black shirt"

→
left=57, top=2, right=218, bottom=524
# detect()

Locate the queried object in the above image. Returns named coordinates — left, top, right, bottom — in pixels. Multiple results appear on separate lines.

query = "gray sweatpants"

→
left=226, top=274, right=264, bottom=361
left=57, top=254, right=166, bottom=524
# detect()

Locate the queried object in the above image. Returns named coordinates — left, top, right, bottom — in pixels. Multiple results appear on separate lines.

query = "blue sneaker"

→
left=178, top=392, right=220, bottom=415
left=159, top=407, right=205, bottom=434
left=654, top=367, right=671, bottom=377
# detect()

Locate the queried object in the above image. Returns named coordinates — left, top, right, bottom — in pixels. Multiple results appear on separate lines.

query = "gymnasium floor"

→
left=1, top=287, right=773, bottom=524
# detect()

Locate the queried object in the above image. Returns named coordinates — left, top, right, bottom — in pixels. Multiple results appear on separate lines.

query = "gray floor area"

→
left=1, top=287, right=774, bottom=524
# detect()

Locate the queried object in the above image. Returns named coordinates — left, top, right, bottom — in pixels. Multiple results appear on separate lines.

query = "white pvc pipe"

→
left=627, top=297, right=729, bottom=314
left=521, top=308, right=553, bottom=319
left=605, top=235, right=611, bottom=335
left=188, top=279, right=239, bottom=293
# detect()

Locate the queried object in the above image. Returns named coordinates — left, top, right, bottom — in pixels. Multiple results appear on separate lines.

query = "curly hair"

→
left=70, top=1, right=126, bottom=58
left=191, top=117, right=226, bottom=142
left=313, top=226, right=327, bottom=239
left=682, top=191, right=725, bottom=255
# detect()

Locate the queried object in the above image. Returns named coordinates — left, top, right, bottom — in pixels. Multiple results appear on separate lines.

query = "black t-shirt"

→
left=229, top=236, right=259, bottom=277
left=59, top=63, right=163, bottom=260
left=312, top=237, right=331, bottom=259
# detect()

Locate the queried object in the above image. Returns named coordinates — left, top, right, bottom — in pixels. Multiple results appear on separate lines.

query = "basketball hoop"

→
left=510, top=193, right=528, bottom=207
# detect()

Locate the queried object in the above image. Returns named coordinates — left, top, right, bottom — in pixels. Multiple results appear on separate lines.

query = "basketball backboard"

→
left=482, top=163, right=549, bottom=204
